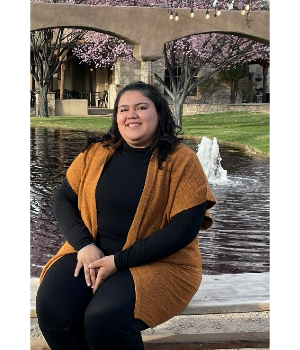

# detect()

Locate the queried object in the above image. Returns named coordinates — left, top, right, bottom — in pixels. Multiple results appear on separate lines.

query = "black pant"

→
left=36, top=253, right=148, bottom=350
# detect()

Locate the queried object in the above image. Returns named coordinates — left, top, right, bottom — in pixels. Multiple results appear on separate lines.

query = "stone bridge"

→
left=30, top=2, right=269, bottom=61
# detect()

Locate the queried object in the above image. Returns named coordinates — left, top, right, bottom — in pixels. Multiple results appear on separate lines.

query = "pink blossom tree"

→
left=72, top=32, right=137, bottom=69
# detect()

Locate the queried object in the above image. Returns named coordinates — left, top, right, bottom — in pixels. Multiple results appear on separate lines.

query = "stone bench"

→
left=30, top=272, right=270, bottom=349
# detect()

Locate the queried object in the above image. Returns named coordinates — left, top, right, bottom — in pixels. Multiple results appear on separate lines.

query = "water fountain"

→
left=196, top=136, right=228, bottom=184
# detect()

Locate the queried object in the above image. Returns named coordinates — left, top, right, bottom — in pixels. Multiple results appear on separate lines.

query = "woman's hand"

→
left=75, top=244, right=104, bottom=288
left=88, top=255, right=117, bottom=294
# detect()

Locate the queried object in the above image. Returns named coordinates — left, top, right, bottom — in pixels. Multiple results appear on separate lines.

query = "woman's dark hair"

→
left=85, top=81, right=181, bottom=168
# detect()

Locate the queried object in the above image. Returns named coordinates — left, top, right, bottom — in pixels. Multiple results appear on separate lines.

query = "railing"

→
left=31, top=90, right=109, bottom=108
left=87, top=91, right=108, bottom=108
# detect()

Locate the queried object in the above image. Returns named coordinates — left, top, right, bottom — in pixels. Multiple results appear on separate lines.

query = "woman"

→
left=36, top=81, right=216, bottom=350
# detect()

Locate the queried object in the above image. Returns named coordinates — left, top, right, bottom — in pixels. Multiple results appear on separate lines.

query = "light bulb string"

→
left=166, top=2, right=254, bottom=21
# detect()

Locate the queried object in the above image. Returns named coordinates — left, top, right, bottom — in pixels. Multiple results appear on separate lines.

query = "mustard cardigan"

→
left=40, top=142, right=216, bottom=328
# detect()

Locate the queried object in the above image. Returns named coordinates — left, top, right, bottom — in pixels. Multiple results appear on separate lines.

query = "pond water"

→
left=30, top=127, right=270, bottom=277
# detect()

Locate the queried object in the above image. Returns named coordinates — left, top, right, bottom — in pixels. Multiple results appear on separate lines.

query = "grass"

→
left=30, top=115, right=114, bottom=132
left=30, top=111, right=269, bottom=156
left=181, top=111, right=269, bottom=155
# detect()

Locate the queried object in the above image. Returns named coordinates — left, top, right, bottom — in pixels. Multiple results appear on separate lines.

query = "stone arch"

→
left=31, top=3, right=269, bottom=61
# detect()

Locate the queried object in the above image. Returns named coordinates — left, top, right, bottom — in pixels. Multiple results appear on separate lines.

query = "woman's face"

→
left=117, top=90, right=159, bottom=148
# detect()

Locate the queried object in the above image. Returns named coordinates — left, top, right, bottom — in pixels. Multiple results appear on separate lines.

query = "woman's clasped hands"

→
left=88, top=255, right=118, bottom=293
left=74, top=243, right=117, bottom=293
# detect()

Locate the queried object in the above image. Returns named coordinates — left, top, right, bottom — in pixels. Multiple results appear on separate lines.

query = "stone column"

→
left=141, top=59, right=166, bottom=95
left=48, top=92, right=56, bottom=116
left=108, top=84, right=125, bottom=109
left=35, top=92, right=56, bottom=116
left=262, top=65, right=269, bottom=103
left=140, top=61, right=154, bottom=84
left=60, top=63, right=66, bottom=100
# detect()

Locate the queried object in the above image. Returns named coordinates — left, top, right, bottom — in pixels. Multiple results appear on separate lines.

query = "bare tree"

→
left=154, top=34, right=265, bottom=128
left=30, top=28, right=87, bottom=117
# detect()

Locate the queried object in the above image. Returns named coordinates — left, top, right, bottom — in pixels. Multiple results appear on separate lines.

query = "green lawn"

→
left=30, top=111, right=269, bottom=156
left=181, top=112, right=269, bottom=155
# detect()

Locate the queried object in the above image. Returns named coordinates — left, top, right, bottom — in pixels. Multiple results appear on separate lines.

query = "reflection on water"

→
left=30, top=128, right=270, bottom=277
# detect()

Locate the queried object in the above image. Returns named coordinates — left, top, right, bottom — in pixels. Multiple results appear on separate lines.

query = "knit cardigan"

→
left=40, top=141, right=216, bottom=328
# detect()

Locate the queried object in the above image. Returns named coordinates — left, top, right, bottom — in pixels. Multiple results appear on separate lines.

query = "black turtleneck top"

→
left=52, top=142, right=207, bottom=271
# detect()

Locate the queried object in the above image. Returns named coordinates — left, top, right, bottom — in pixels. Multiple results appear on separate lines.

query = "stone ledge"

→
left=31, top=272, right=270, bottom=318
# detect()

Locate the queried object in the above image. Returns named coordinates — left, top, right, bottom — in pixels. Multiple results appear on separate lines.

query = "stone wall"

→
left=55, top=99, right=88, bottom=116
left=179, top=103, right=270, bottom=115
left=114, top=60, right=141, bottom=86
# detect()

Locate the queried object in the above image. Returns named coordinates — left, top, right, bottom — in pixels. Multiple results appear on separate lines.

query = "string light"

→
left=241, top=1, right=250, bottom=15
left=166, top=2, right=252, bottom=22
